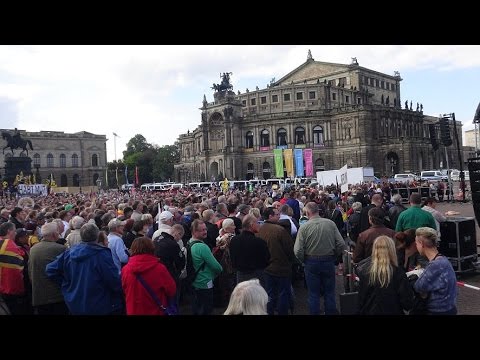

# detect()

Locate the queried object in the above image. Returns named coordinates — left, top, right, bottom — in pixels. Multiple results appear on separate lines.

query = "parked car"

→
left=451, top=170, right=470, bottom=181
left=393, top=173, right=417, bottom=183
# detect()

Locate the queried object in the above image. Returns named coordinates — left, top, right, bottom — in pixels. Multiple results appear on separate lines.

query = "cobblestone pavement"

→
left=183, top=200, right=480, bottom=315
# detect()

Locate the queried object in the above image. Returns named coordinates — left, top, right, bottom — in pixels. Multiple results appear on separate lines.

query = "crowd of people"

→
left=0, top=179, right=459, bottom=315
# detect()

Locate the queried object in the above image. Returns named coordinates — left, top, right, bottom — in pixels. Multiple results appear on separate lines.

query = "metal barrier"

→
left=342, top=250, right=359, bottom=293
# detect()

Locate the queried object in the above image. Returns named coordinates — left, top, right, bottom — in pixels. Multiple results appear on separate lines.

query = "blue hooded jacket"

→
left=46, top=242, right=124, bottom=315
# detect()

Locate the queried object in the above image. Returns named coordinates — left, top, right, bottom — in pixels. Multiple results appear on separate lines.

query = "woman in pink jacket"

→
left=122, top=237, right=176, bottom=315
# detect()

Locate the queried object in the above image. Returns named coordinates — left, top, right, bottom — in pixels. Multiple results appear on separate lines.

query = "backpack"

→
left=212, top=245, right=233, bottom=274
left=185, top=240, right=206, bottom=287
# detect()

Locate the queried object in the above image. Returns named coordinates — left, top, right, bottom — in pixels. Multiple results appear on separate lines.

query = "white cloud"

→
left=0, top=45, right=479, bottom=161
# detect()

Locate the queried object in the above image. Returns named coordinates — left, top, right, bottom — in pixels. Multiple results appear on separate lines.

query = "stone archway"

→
left=210, top=161, right=219, bottom=181
left=386, top=152, right=399, bottom=177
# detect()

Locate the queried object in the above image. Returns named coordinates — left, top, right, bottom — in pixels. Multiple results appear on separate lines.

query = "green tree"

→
left=121, top=135, right=179, bottom=186
left=152, top=145, right=180, bottom=182
left=123, top=134, right=152, bottom=158
left=124, top=152, right=144, bottom=184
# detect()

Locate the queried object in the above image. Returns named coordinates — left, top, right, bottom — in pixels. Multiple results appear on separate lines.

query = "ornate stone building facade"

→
left=0, top=129, right=107, bottom=187
left=175, top=52, right=462, bottom=182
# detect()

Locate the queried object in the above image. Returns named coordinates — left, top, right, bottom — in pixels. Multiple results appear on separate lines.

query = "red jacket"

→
left=0, top=238, right=25, bottom=295
left=121, top=253, right=176, bottom=315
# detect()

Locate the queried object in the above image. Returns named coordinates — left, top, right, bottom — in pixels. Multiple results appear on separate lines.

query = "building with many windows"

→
left=0, top=129, right=107, bottom=187
left=174, top=51, right=462, bottom=182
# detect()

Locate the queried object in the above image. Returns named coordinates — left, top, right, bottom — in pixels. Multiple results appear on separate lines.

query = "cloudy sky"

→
left=1, top=45, right=479, bottom=162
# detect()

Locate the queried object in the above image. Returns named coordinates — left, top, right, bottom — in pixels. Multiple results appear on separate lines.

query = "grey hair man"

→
left=66, top=216, right=85, bottom=248
left=45, top=223, right=124, bottom=315
left=294, top=202, right=345, bottom=315
left=107, top=218, right=129, bottom=274
left=389, top=194, right=406, bottom=229
left=29, top=222, right=68, bottom=314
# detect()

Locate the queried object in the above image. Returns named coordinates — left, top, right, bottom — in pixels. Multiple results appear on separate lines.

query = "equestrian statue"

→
left=2, top=128, right=33, bottom=156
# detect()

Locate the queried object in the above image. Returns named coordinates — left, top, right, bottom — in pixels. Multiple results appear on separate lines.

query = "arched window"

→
left=72, top=153, right=78, bottom=167
left=247, top=163, right=254, bottom=180
left=245, top=131, right=254, bottom=148
left=47, top=153, right=54, bottom=167
left=277, top=128, right=287, bottom=146
left=92, top=154, right=98, bottom=167
left=262, top=162, right=271, bottom=180
left=33, top=153, right=40, bottom=166
left=313, top=126, right=324, bottom=146
left=260, top=129, right=270, bottom=147
left=315, top=158, right=325, bottom=172
left=93, top=173, right=99, bottom=186
left=60, top=154, right=66, bottom=168
left=295, top=127, right=305, bottom=145
left=60, top=174, right=68, bottom=187
left=73, top=174, right=80, bottom=186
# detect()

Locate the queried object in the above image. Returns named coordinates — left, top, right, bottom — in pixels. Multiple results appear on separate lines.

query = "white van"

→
left=229, top=180, right=249, bottom=190
left=169, top=183, right=184, bottom=190
left=420, top=171, right=446, bottom=181
left=393, top=174, right=417, bottom=182
left=188, top=182, right=215, bottom=189
left=248, top=179, right=265, bottom=187
left=265, top=178, right=285, bottom=190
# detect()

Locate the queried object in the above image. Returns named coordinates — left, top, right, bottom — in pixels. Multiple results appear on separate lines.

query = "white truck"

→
left=316, top=167, right=375, bottom=187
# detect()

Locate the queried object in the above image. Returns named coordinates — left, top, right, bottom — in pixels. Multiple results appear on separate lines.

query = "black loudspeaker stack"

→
left=468, top=157, right=480, bottom=227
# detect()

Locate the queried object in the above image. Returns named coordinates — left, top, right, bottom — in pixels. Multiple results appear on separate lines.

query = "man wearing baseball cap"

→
left=152, top=211, right=174, bottom=241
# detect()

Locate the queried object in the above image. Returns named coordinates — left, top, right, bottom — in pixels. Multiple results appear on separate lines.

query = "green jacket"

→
left=395, top=206, right=437, bottom=232
left=188, top=239, right=222, bottom=289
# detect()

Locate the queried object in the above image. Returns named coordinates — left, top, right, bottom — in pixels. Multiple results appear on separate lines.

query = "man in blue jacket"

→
left=46, top=223, right=124, bottom=315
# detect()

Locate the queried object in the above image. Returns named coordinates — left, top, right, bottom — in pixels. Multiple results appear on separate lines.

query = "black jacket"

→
left=154, top=231, right=185, bottom=280
left=356, top=257, right=414, bottom=315
left=229, top=230, right=270, bottom=272
left=205, top=221, right=219, bottom=250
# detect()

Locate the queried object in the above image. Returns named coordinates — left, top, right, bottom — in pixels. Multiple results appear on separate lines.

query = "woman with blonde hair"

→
left=356, top=235, right=414, bottom=315
left=224, top=279, right=268, bottom=315
left=248, top=207, right=262, bottom=221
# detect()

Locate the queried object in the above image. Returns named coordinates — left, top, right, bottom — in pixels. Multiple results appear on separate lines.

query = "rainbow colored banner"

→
left=284, top=149, right=294, bottom=178
left=274, top=149, right=284, bottom=178
left=294, top=149, right=304, bottom=177
left=304, top=148, right=313, bottom=177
